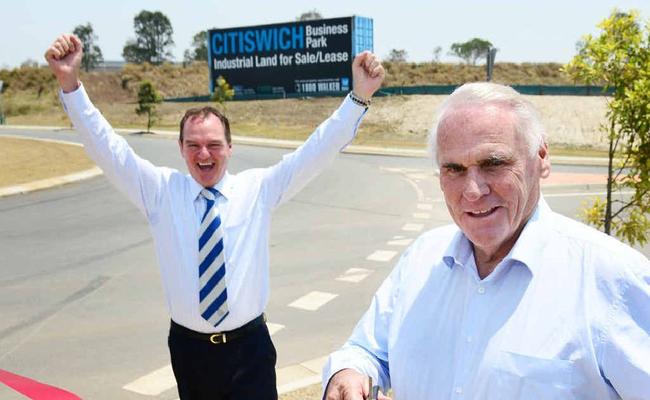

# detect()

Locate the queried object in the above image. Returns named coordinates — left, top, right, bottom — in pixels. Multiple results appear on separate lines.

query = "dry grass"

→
left=1, top=62, right=611, bottom=152
left=0, top=137, right=94, bottom=187
left=382, top=61, right=573, bottom=86
left=4, top=93, right=610, bottom=151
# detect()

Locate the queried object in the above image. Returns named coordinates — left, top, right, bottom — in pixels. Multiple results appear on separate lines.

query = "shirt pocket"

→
left=487, top=351, right=577, bottom=400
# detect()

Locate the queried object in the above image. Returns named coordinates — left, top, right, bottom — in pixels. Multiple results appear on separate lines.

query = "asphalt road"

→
left=1, top=129, right=648, bottom=399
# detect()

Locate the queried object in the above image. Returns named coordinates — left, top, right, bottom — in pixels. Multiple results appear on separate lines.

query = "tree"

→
left=449, top=38, right=493, bottom=65
left=564, top=10, right=650, bottom=246
left=212, top=75, right=234, bottom=112
left=136, top=80, right=162, bottom=133
left=432, top=46, right=443, bottom=63
left=20, top=59, right=39, bottom=68
left=184, top=30, right=208, bottom=63
left=297, top=10, right=323, bottom=21
left=386, top=49, right=408, bottom=63
left=122, top=10, right=174, bottom=64
left=73, top=23, right=103, bottom=72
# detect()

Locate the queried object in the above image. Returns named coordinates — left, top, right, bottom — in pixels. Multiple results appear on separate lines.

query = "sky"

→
left=1, top=0, right=649, bottom=69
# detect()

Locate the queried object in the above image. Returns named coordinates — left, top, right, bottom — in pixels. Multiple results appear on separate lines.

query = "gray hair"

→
left=427, top=82, right=546, bottom=167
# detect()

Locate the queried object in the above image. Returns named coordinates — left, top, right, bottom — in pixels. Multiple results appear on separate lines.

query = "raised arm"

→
left=44, top=34, right=165, bottom=217
left=259, top=52, right=385, bottom=208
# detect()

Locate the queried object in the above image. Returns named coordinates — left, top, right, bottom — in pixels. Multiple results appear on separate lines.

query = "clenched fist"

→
left=44, top=34, right=83, bottom=93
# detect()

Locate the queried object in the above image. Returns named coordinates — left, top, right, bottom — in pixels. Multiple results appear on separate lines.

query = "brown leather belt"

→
left=170, top=314, right=265, bottom=344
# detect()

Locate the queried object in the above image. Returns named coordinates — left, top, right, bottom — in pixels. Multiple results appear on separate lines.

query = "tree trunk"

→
left=604, top=121, right=615, bottom=235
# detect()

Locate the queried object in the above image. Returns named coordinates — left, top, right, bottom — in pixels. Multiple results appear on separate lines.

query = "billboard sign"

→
left=208, top=16, right=373, bottom=96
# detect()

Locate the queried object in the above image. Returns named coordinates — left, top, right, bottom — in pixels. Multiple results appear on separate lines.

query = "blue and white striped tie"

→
left=198, top=188, right=229, bottom=327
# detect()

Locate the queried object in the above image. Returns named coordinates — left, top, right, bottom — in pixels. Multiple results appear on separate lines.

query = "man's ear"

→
left=538, top=142, right=551, bottom=179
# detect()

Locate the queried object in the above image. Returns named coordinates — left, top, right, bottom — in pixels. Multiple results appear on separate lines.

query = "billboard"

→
left=208, top=16, right=373, bottom=96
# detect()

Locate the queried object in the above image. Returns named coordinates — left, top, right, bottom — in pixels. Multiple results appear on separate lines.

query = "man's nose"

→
left=462, top=168, right=489, bottom=201
left=198, top=146, right=210, bottom=158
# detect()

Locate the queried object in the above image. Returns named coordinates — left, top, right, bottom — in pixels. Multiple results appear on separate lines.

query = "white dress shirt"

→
left=323, top=198, right=650, bottom=399
left=61, top=85, right=366, bottom=333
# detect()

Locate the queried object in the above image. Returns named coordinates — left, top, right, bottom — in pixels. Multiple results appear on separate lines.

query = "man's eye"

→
left=445, top=165, right=464, bottom=173
left=482, top=158, right=507, bottom=168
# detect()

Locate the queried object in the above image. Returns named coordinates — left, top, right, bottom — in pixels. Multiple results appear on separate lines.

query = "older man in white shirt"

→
left=323, top=82, right=650, bottom=400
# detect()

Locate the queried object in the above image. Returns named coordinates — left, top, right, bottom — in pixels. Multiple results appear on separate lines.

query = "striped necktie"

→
left=198, top=188, right=229, bottom=327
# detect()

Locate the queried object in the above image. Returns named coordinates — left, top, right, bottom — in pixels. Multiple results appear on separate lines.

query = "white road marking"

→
left=336, top=268, right=373, bottom=283
left=403, top=177, right=425, bottom=201
left=288, top=291, right=338, bottom=311
left=266, top=322, right=285, bottom=336
left=417, top=203, right=433, bottom=210
left=402, top=223, right=424, bottom=232
left=377, top=167, right=427, bottom=201
left=413, top=212, right=431, bottom=219
left=387, top=238, right=413, bottom=246
left=406, top=173, right=431, bottom=180
left=277, top=356, right=329, bottom=394
left=366, top=250, right=398, bottom=262
left=392, top=235, right=405, bottom=239
left=123, top=365, right=176, bottom=396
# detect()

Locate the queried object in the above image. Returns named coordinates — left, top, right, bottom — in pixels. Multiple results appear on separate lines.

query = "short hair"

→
left=179, top=107, right=231, bottom=144
left=427, top=82, right=546, bottom=167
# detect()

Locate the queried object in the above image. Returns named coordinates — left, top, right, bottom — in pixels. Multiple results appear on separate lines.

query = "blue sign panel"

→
left=208, top=16, right=373, bottom=95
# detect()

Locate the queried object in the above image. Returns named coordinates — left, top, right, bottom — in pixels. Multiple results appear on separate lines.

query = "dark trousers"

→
left=168, top=319, right=278, bottom=400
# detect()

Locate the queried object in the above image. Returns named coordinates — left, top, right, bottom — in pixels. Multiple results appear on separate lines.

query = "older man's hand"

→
left=351, top=51, right=385, bottom=102
left=324, top=369, right=391, bottom=400
left=44, top=34, right=83, bottom=93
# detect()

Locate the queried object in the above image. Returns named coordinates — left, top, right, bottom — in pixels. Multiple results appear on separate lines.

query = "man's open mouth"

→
left=198, top=162, right=215, bottom=171
left=467, top=207, right=498, bottom=218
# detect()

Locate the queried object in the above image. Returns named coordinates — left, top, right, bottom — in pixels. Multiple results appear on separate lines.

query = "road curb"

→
left=0, top=167, right=103, bottom=198
left=0, top=124, right=610, bottom=166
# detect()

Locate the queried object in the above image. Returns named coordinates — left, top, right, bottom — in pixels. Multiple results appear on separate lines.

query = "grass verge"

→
left=0, top=136, right=94, bottom=187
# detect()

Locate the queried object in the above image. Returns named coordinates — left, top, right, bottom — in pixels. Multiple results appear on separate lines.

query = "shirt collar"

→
left=442, top=196, right=553, bottom=277
left=442, top=230, right=474, bottom=269
left=190, top=172, right=234, bottom=201
left=507, top=196, right=553, bottom=276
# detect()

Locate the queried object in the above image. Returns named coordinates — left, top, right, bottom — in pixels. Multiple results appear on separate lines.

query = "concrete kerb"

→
left=135, top=127, right=611, bottom=165
left=0, top=124, right=611, bottom=166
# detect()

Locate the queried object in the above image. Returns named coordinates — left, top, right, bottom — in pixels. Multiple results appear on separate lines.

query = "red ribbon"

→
left=0, top=369, right=81, bottom=400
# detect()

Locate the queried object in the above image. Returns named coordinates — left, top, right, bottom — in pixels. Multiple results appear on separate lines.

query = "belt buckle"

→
left=209, top=333, right=227, bottom=344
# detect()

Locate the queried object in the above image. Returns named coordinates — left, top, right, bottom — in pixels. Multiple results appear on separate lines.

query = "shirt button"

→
left=454, top=386, right=463, bottom=395
left=466, top=336, right=472, bottom=343
left=477, top=286, right=486, bottom=294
